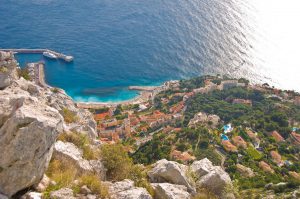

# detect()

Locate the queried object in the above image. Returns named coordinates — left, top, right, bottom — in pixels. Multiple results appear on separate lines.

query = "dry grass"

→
left=192, top=188, right=218, bottom=199
left=57, top=131, right=100, bottom=160
left=62, top=108, right=78, bottom=123
left=75, top=174, right=110, bottom=198
left=46, top=159, right=77, bottom=187
left=43, top=159, right=77, bottom=198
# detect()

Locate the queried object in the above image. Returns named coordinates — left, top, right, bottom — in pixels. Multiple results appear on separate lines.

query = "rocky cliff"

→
left=0, top=51, right=98, bottom=198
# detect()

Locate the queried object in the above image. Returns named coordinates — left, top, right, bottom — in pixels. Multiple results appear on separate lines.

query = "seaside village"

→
left=89, top=76, right=300, bottom=166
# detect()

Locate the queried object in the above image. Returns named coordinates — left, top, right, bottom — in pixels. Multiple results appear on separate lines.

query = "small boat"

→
left=64, top=55, right=74, bottom=62
left=43, top=51, right=57, bottom=59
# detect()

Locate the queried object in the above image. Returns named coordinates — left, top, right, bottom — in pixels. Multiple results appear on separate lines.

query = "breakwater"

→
left=0, top=49, right=73, bottom=62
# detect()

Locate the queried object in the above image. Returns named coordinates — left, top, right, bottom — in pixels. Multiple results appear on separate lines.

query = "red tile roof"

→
left=271, top=131, right=284, bottom=142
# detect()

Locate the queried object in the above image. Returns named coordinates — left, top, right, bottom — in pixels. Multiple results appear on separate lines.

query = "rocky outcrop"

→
left=191, top=158, right=234, bottom=198
left=148, top=159, right=196, bottom=193
left=0, top=51, right=18, bottom=89
left=53, top=141, right=106, bottom=179
left=0, top=54, right=98, bottom=197
left=46, top=89, right=97, bottom=140
left=107, top=179, right=152, bottom=199
left=50, top=188, right=76, bottom=199
left=190, top=158, right=214, bottom=178
left=0, top=85, right=64, bottom=197
left=20, top=192, right=42, bottom=199
left=151, top=183, right=190, bottom=199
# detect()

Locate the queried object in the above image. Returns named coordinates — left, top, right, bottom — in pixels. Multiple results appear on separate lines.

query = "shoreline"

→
left=76, top=86, right=161, bottom=109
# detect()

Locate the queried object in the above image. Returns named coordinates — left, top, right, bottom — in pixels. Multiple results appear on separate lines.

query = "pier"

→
left=0, top=48, right=73, bottom=62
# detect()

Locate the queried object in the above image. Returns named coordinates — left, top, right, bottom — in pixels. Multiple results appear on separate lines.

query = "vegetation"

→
left=74, top=174, right=110, bottom=198
left=58, top=131, right=100, bottom=160
left=18, top=68, right=31, bottom=80
left=62, top=108, right=78, bottom=123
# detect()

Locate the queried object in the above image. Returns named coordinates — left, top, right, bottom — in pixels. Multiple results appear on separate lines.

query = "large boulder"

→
left=53, top=141, right=106, bottom=179
left=151, top=183, right=190, bottom=199
left=107, top=179, right=152, bottom=199
left=148, top=159, right=196, bottom=193
left=190, top=158, right=214, bottom=178
left=191, top=158, right=234, bottom=198
left=0, top=87, right=64, bottom=197
left=0, top=51, right=18, bottom=89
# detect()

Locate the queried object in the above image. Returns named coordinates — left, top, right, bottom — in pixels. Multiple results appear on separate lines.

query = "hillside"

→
left=1, top=51, right=300, bottom=199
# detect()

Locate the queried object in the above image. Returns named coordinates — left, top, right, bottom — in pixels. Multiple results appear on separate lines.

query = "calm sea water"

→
left=1, top=0, right=300, bottom=102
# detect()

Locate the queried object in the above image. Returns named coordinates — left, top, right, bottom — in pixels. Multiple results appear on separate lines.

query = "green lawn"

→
left=246, top=146, right=263, bottom=160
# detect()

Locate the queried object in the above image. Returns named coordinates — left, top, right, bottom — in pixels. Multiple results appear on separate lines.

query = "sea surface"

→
left=1, top=0, right=300, bottom=102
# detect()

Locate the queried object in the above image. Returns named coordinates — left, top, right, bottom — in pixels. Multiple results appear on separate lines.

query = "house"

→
left=193, top=82, right=218, bottom=94
left=259, top=161, right=274, bottom=173
left=171, top=150, right=196, bottom=163
left=94, top=112, right=110, bottom=121
left=183, top=92, right=194, bottom=102
left=221, top=140, right=238, bottom=152
left=169, top=102, right=184, bottom=113
left=232, top=136, right=247, bottom=149
left=102, top=118, right=118, bottom=128
left=232, top=99, right=252, bottom=106
left=290, top=132, right=300, bottom=145
left=188, top=112, right=220, bottom=128
left=219, top=80, right=245, bottom=90
left=270, top=151, right=283, bottom=166
left=289, top=171, right=300, bottom=180
left=293, top=96, right=300, bottom=106
left=271, top=131, right=284, bottom=142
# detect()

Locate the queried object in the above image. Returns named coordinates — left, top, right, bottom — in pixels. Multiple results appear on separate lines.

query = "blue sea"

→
left=1, top=0, right=300, bottom=102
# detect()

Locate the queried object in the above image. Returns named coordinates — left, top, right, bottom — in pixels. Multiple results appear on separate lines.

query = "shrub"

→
left=75, top=174, right=110, bottom=198
left=62, top=108, right=78, bottom=123
left=18, top=68, right=31, bottom=80
left=0, top=66, right=8, bottom=73
left=44, top=159, right=77, bottom=198
left=128, top=165, right=155, bottom=196
left=58, top=132, right=100, bottom=160
left=101, top=144, right=133, bottom=181
left=58, top=131, right=89, bottom=148
left=51, top=87, right=59, bottom=93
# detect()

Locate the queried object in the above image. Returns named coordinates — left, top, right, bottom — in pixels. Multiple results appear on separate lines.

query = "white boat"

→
left=43, top=51, right=57, bottom=59
left=64, top=55, right=74, bottom=62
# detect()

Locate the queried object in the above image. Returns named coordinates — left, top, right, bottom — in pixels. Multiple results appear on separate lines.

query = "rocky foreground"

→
left=0, top=51, right=235, bottom=199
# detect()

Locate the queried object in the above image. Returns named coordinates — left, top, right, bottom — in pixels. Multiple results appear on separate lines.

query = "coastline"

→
left=76, top=86, right=160, bottom=109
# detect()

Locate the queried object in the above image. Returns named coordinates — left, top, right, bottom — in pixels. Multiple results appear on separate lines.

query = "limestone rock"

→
left=0, top=88, right=64, bottom=197
left=20, top=192, right=42, bottom=199
left=80, top=185, right=92, bottom=195
left=113, top=187, right=152, bottom=199
left=50, top=188, right=76, bottom=199
left=34, top=174, right=51, bottom=192
left=108, top=179, right=135, bottom=194
left=46, top=90, right=97, bottom=140
left=0, top=193, right=8, bottom=199
left=0, top=51, right=18, bottom=89
left=151, top=183, right=190, bottom=199
left=148, top=159, right=195, bottom=193
left=53, top=141, right=106, bottom=179
left=108, top=179, right=152, bottom=199
left=191, top=158, right=234, bottom=198
left=190, top=158, right=214, bottom=178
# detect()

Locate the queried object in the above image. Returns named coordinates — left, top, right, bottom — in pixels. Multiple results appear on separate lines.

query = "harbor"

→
left=0, top=48, right=73, bottom=62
